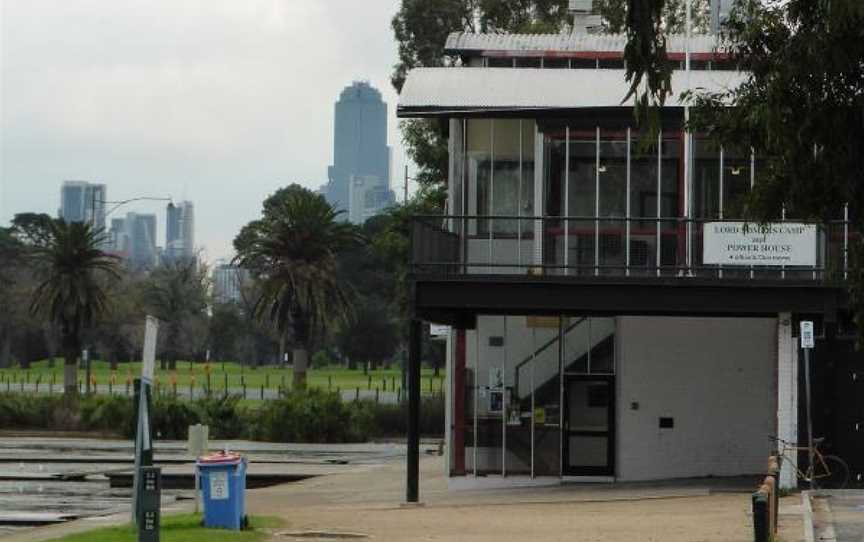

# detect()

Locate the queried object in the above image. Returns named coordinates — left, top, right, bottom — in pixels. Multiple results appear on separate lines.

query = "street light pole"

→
left=404, top=166, right=418, bottom=204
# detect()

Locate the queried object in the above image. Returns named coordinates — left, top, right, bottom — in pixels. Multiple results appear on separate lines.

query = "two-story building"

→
left=397, top=25, right=859, bottom=500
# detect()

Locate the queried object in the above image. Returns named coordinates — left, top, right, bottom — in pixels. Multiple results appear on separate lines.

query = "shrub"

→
left=79, top=395, right=134, bottom=433
left=0, top=393, right=63, bottom=429
left=0, top=391, right=446, bottom=442
left=253, top=389, right=364, bottom=443
left=193, top=395, right=246, bottom=439
left=150, top=396, right=200, bottom=439
left=356, top=396, right=445, bottom=438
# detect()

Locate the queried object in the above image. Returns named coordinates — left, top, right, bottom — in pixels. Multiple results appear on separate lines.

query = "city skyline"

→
left=0, top=1, right=414, bottom=262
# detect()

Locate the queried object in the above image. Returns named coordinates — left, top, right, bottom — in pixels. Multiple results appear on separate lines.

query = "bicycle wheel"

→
left=816, top=455, right=850, bottom=489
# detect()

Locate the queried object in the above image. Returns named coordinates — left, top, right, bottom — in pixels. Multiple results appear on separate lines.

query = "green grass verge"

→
left=0, top=360, right=446, bottom=394
left=44, top=514, right=283, bottom=542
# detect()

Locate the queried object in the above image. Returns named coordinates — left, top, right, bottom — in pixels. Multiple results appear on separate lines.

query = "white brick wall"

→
left=616, top=316, right=776, bottom=481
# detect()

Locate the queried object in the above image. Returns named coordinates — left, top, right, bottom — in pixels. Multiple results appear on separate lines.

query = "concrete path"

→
left=248, top=456, right=802, bottom=542
left=809, top=490, right=864, bottom=541
left=0, top=437, right=809, bottom=542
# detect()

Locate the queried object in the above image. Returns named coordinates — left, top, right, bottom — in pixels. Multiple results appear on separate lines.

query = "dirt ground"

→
left=248, top=456, right=806, bottom=542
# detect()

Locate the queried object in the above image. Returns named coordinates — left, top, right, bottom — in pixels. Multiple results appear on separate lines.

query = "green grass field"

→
left=0, top=359, right=446, bottom=395
left=45, top=514, right=283, bottom=542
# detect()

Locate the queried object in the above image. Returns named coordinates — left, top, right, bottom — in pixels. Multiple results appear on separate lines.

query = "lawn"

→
left=45, top=514, right=283, bottom=542
left=0, top=360, right=446, bottom=395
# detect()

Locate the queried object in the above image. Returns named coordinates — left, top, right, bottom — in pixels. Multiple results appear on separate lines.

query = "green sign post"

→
left=137, top=466, right=161, bottom=542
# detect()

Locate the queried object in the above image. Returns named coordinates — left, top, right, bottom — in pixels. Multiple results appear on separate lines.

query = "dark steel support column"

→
left=453, top=330, right=466, bottom=475
left=407, top=319, right=422, bottom=503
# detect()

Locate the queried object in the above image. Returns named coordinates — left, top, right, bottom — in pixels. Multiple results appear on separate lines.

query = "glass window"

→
left=571, top=58, right=596, bottom=69
left=630, top=137, right=660, bottom=220
left=521, top=121, right=535, bottom=219
left=472, top=120, right=534, bottom=236
left=467, top=119, right=492, bottom=235
left=598, top=58, right=625, bottom=69
left=567, top=134, right=597, bottom=274
left=544, top=58, right=569, bottom=69
left=487, top=57, right=513, bottom=68
left=693, top=138, right=721, bottom=219
left=491, top=120, right=522, bottom=233
left=723, top=149, right=751, bottom=217
left=567, top=134, right=597, bottom=217
left=599, top=135, right=627, bottom=218
left=515, top=57, right=541, bottom=68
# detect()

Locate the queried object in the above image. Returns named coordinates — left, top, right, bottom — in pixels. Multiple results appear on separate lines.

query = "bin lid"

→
left=196, top=450, right=243, bottom=466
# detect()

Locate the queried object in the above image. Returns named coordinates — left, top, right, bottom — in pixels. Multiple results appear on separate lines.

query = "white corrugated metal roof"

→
left=397, top=67, right=744, bottom=115
left=444, top=32, right=721, bottom=55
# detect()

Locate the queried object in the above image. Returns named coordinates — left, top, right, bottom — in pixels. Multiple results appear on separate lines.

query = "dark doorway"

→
left=803, top=335, right=864, bottom=487
left=563, top=375, right=615, bottom=476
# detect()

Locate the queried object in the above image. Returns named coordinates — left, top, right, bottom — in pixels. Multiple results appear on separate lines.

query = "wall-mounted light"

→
left=598, top=164, right=607, bottom=173
left=730, top=166, right=743, bottom=176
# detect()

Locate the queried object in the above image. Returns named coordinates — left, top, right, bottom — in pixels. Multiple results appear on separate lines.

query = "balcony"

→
left=412, top=214, right=851, bottom=281
left=410, top=215, right=851, bottom=324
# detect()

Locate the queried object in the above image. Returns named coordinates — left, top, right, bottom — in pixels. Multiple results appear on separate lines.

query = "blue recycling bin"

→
left=196, top=452, right=247, bottom=530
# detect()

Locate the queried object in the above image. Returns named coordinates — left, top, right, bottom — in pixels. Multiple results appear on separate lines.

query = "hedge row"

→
left=0, top=390, right=444, bottom=443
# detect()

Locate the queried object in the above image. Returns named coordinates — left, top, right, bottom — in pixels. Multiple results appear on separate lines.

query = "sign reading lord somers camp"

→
left=703, top=222, right=817, bottom=267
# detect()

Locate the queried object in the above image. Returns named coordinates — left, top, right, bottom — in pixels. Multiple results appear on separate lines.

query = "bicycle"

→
left=770, top=435, right=850, bottom=489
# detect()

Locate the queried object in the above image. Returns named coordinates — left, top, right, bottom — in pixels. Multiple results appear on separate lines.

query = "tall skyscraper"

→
left=123, top=212, right=157, bottom=269
left=323, top=81, right=393, bottom=223
left=212, top=262, right=249, bottom=304
left=59, top=181, right=107, bottom=231
left=165, top=201, right=195, bottom=262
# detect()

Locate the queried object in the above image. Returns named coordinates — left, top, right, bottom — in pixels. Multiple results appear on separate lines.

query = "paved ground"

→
left=0, top=437, right=809, bottom=542
left=249, top=456, right=807, bottom=542
left=811, top=490, right=864, bottom=541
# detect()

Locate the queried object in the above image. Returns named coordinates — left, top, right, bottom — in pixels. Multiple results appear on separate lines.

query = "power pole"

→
left=404, top=165, right=409, bottom=203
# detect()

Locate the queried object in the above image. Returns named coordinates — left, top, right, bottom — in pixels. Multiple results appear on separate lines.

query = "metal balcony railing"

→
left=411, top=214, right=853, bottom=281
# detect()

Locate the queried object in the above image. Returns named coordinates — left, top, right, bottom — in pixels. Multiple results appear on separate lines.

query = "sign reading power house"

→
left=703, top=222, right=817, bottom=267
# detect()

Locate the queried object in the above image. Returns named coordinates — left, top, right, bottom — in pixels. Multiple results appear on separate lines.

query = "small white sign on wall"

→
left=209, top=470, right=229, bottom=500
left=800, top=321, right=815, bottom=349
left=703, top=222, right=817, bottom=266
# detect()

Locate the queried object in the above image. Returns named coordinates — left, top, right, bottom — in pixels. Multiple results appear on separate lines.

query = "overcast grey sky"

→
left=0, top=0, right=411, bottom=261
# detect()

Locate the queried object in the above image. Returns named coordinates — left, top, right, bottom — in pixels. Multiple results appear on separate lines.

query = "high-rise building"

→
left=108, top=218, right=128, bottom=255
left=165, top=201, right=195, bottom=262
left=348, top=175, right=394, bottom=224
left=322, top=81, right=393, bottom=222
left=212, top=263, right=249, bottom=304
left=123, top=212, right=157, bottom=269
left=59, top=181, right=107, bottom=231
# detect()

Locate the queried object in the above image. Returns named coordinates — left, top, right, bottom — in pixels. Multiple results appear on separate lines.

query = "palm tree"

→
left=234, top=185, right=362, bottom=389
left=29, top=220, right=121, bottom=396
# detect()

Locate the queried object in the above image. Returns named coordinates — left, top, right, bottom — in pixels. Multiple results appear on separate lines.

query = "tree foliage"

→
left=28, top=220, right=122, bottom=394
left=141, top=259, right=209, bottom=369
left=233, top=184, right=362, bottom=387
left=683, top=0, right=864, bottom=333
